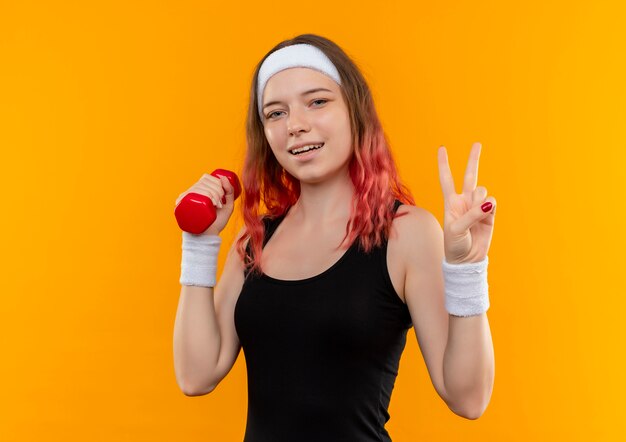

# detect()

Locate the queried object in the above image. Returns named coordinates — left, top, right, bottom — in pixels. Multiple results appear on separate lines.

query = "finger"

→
left=220, top=175, right=234, bottom=194
left=219, top=176, right=234, bottom=205
left=201, top=173, right=222, bottom=184
left=438, top=146, right=456, bottom=201
left=201, top=180, right=226, bottom=201
left=488, top=196, right=497, bottom=216
left=454, top=196, right=496, bottom=233
left=194, top=184, right=223, bottom=208
left=472, top=186, right=488, bottom=206
left=462, top=142, right=481, bottom=197
left=210, top=193, right=223, bottom=208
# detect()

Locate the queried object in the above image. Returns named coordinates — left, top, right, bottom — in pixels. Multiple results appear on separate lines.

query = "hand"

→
left=175, top=174, right=236, bottom=236
left=437, top=142, right=496, bottom=264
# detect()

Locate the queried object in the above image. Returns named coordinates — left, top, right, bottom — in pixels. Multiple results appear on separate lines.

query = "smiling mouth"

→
left=290, top=142, right=325, bottom=155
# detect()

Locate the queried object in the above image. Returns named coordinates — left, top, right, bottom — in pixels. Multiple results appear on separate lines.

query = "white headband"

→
left=257, top=43, right=342, bottom=120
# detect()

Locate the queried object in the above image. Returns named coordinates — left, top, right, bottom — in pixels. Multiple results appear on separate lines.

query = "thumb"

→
left=455, top=197, right=496, bottom=233
left=219, top=175, right=235, bottom=205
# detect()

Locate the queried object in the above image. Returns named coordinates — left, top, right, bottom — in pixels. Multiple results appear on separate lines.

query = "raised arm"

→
left=399, top=205, right=494, bottom=419
left=173, top=224, right=248, bottom=396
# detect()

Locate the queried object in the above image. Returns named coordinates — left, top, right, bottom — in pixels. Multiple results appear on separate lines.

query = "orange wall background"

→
left=1, top=1, right=624, bottom=440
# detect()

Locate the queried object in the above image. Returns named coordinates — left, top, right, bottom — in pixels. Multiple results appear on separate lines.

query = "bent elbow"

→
left=179, top=380, right=216, bottom=397
left=450, top=400, right=488, bottom=420
left=459, top=407, right=484, bottom=420
left=443, top=384, right=492, bottom=420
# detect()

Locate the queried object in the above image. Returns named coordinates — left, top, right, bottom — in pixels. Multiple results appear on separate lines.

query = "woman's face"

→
left=261, top=67, right=353, bottom=184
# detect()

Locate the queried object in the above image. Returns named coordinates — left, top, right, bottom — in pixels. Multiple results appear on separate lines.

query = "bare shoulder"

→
left=386, top=204, right=443, bottom=303
left=389, top=204, right=443, bottom=268
left=391, top=204, right=442, bottom=245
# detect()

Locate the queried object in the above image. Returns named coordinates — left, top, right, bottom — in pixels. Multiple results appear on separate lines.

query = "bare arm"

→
left=444, top=312, right=494, bottom=419
left=400, top=206, right=494, bottom=419
left=173, top=225, right=247, bottom=396
left=173, top=283, right=220, bottom=395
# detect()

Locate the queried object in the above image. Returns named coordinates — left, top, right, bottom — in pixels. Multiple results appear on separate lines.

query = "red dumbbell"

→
left=174, top=169, right=242, bottom=234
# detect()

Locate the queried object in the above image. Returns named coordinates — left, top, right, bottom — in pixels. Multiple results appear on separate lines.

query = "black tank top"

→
left=234, top=199, right=412, bottom=442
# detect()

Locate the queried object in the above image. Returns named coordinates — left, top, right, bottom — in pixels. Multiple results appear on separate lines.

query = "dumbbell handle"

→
left=174, top=169, right=241, bottom=234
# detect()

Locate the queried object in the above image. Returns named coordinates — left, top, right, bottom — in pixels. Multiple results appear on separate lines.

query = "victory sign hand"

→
left=437, top=142, right=497, bottom=264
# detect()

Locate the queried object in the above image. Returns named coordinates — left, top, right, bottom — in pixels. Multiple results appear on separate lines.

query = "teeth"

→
left=291, top=143, right=323, bottom=155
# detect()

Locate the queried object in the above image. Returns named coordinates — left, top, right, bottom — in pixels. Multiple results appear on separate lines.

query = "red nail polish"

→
left=481, top=202, right=493, bottom=213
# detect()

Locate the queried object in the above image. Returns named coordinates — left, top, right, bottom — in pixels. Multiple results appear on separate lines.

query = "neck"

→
left=288, top=171, right=355, bottom=229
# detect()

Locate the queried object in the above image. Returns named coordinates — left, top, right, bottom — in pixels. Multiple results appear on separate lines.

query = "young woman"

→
left=174, top=34, right=496, bottom=441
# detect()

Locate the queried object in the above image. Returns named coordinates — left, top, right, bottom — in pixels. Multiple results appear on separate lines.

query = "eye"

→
left=265, top=99, right=328, bottom=120
left=266, top=110, right=283, bottom=119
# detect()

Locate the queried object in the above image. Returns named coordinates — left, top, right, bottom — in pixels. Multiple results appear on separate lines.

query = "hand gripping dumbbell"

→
left=174, top=169, right=242, bottom=234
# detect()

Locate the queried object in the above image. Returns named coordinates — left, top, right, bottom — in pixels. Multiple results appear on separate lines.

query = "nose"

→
left=287, top=108, right=310, bottom=135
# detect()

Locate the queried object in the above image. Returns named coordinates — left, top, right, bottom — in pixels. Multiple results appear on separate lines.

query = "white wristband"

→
left=442, top=256, right=490, bottom=317
left=180, top=232, right=222, bottom=288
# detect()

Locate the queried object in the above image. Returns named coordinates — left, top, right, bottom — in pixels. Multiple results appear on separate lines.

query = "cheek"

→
left=318, top=110, right=349, bottom=144
left=264, top=128, right=284, bottom=154
left=265, top=124, right=288, bottom=140
left=318, top=109, right=340, bottom=128
left=326, top=110, right=352, bottom=149
left=264, top=132, right=288, bottom=164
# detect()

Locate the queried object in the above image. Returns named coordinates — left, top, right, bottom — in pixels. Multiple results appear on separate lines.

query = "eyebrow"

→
left=262, top=88, right=334, bottom=110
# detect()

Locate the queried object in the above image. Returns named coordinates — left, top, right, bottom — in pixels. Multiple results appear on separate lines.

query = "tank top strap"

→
left=392, top=198, right=402, bottom=213
left=377, top=198, right=413, bottom=325
left=244, top=210, right=291, bottom=278
left=262, top=213, right=286, bottom=248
